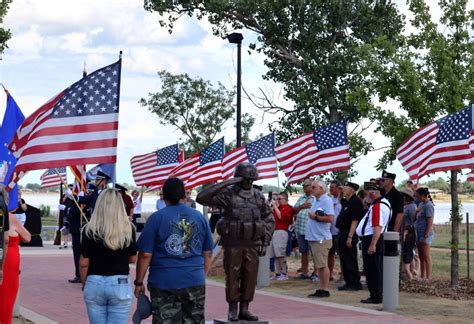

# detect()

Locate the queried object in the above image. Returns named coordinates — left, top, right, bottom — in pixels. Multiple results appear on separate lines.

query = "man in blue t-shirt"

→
left=134, top=178, right=213, bottom=323
left=306, top=180, right=334, bottom=298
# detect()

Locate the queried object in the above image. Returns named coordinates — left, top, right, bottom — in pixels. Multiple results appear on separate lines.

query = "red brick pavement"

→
left=19, top=252, right=425, bottom=323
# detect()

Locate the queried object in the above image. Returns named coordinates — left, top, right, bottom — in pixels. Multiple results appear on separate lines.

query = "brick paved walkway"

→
left=17, top=245, right=425, bottom=323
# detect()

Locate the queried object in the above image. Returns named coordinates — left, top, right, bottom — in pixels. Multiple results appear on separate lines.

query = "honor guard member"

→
left=356, top=182, right=391, bottom=304
left=0, top=186, right=10, bottom=283
left=63, top=189, right=83, bottom=283
left=336, top=181, right=365, bottom=291
left=78, top=170, right=110, bottom=216
left=380, top=170, right=403, bottom=232
left=197, top=163, right=275, bottom=322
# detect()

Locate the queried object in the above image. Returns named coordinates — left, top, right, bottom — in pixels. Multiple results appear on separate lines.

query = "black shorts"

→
left=329, top=235, right=338, bottom=256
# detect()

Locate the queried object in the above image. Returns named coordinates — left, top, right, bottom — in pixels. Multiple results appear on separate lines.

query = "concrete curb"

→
left=19, top=306, right=57, bottom=324
left=206, top=279, right=395, bottom=317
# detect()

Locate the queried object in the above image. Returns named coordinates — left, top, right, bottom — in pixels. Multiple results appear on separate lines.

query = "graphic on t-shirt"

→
left=165, top=215, right=200, bottom=256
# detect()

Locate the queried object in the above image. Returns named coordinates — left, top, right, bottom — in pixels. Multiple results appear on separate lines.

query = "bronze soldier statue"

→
left=197, top=163, right=275, bottom=322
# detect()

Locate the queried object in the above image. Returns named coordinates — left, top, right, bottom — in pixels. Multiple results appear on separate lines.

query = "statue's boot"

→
left=239, top=302, right=259, bottom=321
left=228, top=302, right=239, bottom=322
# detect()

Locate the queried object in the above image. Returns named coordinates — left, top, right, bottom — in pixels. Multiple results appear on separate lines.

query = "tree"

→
left=361, top=0, right=473, bottom=286
left=25, top=183, right=41, bottom=192
left=0, top=1, right=11, bottom=59
left=144, top=1, right=404, bottom=161
left=139, top=70, right=254, bottom=154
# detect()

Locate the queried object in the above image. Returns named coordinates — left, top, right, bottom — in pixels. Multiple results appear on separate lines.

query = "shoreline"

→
left=22, top=191, right=474, bottom=204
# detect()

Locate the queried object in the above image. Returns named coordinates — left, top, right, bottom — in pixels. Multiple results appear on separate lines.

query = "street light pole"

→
left=227, top=32, right=244, bottom=148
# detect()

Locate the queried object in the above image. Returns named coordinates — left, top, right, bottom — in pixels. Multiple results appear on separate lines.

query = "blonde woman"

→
left=79, top=189, right=137, bottom=324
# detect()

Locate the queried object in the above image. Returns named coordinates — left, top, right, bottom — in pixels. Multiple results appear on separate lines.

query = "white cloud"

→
left=6, top=25, right=44, bottom=61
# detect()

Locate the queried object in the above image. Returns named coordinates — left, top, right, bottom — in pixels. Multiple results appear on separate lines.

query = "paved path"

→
left=17, top=244, right=426, bottom=323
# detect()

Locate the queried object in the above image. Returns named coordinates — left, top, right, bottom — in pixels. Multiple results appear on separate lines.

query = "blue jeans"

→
left=83, top=275, right=132, bottom=324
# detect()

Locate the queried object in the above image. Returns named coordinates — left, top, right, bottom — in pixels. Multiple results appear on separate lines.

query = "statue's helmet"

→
left=234, top=163, right=258, bottom=180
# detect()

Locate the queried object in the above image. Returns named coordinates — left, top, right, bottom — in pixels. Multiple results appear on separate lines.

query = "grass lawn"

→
left=431, top=249, right=471, bottom=279
left=432, top=224, right=474, bottom=251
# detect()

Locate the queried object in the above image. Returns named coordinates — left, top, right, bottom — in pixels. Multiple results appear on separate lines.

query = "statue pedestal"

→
left=214, top=320, right=269, bottom=324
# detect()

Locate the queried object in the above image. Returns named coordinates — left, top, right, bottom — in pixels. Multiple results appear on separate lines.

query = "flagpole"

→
left=54, top=168, right=88, bottom=224
left=112, top=51, right=123, bottom=189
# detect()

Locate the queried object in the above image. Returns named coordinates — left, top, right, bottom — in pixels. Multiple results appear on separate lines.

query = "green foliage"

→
left=0, top=1, right=11, bottom=59
left=144, top=0, right=404, bottom=159
left=396, top=177, right=473, bottom=194
left=139, top=70, right=253, bottom=154
left=362, top=0, right=473, bottom=168
left=450, top=200, right=464, bottom=225
left=25, top=183, right=42, bottom=192
left=39, top=204, right=51, bottom=218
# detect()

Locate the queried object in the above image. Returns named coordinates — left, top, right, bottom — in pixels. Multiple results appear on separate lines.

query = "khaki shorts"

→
left=309, top=239, right=332, bottom=269
left=270, top=230, right=289, bottom=258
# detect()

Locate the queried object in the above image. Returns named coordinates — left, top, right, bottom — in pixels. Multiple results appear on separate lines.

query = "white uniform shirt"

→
left=356, top=197, right=391, bottom=237
left=133, top=198, right=142, bottom=214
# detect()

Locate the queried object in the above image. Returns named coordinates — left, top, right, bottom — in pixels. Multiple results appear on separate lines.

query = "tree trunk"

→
left=450, top=170, right=459, bottom=287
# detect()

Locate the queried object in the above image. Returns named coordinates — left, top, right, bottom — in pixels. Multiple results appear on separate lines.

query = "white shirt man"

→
left=306, top=180, right=334, bottom=298
left=356, top=182, right=391, bottom=305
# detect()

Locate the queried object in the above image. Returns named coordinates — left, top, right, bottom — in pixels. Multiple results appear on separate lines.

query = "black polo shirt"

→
left=384, top=187, right=403, bottom=231
left=336, top=194, right=364, bottom=231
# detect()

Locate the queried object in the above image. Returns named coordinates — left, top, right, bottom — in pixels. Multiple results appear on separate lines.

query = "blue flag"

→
left=0, top=92, right=25, bottom=211
left=86, top=163, right=116, bottom=183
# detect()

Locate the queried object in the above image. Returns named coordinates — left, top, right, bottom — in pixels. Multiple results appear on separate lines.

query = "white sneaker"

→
left=270, top=274, right=281, bottom=280
left=277, top=274, right=288, bottom=281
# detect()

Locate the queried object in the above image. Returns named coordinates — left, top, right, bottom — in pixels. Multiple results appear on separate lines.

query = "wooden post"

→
left=467, top=212, right=470, bottom=280
left=450, top=170, right=459, bottom=287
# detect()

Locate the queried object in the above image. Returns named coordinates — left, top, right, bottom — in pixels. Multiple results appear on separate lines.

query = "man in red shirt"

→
left=270, top=192, right=293, bottom=280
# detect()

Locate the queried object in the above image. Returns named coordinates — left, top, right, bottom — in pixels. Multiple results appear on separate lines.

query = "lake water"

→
left=22, top=192, right=473, bottom=224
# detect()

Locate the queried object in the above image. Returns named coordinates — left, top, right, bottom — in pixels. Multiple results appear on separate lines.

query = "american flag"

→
left=70, top=165, right=86, bottom=194
left=467, top=170, right=474, bottom=182
left=222, top=133, right=278, bottom=180
left=7, top=59, right=121, bottom=189
left=130, top=144, right=184, bottom=186
left=40, top=167, right=67, bottom=188
left=397, top=106, right=474, bottom=183
left=275, top=120, right=350, bottom=184
left=170, top=138, right=225, bottom=189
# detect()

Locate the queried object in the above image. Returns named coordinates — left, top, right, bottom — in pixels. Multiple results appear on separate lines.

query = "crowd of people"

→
left=266, top=171, right=435, bottom=304
left=0, top=166, right=437, bottom=323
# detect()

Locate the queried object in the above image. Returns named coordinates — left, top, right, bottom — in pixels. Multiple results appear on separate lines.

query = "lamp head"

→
left=227, top=32, right=243, bottom=44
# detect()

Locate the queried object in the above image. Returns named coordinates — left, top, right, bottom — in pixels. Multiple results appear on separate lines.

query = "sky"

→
left=0, top=0, right=472, bottom=188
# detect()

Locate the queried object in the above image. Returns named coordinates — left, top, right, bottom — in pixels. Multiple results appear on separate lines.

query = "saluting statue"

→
left=197, top=163, right=275, bottom=322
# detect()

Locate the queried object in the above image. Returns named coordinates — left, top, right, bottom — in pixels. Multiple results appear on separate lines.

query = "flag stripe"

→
left=20, top=138, right=117, bottom=156
left=27, top=120, right=118, bottom=139
left=405, top=143, right=470, bottom=174
left=17, top=155, right=117, bottom=172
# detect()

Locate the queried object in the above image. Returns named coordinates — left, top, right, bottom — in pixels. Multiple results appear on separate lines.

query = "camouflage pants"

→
left=149, top=285, right=205, bottom=324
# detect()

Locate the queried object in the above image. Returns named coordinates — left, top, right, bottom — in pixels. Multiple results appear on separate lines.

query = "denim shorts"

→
left=83, top=274, right=132, bottom=324
left=297, top=234, right=310, bottom=253
left=416, top=231, right=434, bottom=245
